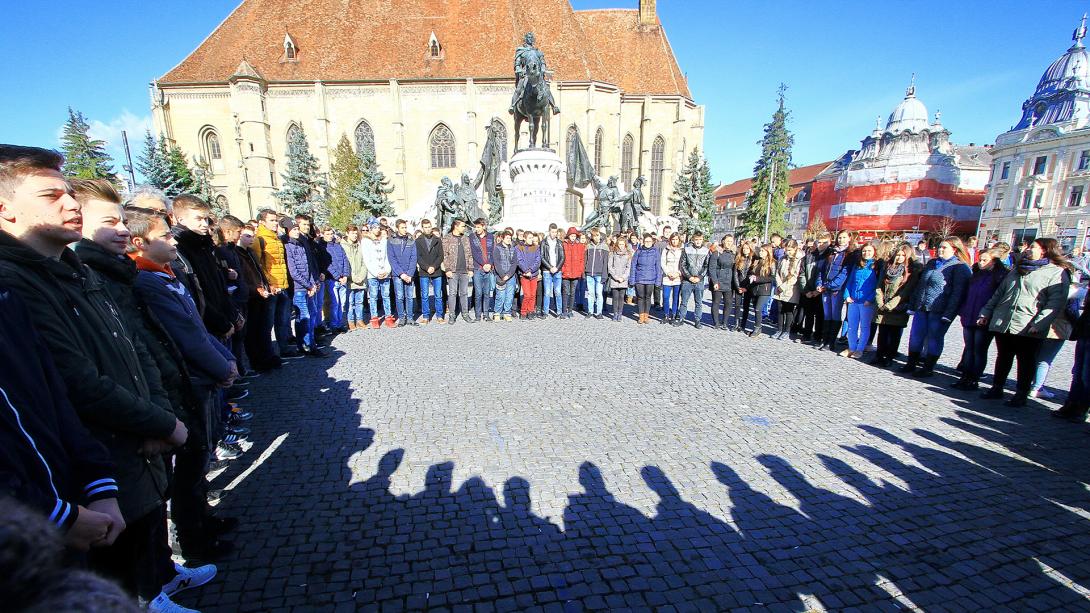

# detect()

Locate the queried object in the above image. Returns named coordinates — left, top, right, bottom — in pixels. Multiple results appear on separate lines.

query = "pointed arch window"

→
left=201, top=128, right=222, bottom=161
left=430, top=124, right=456, bottom=169
left=650, top=136, right=666, bottom=215
left=283, top=33, right=298, bottom=61
left=565, top=125, right=582, bottom=223
left=428, top=32, right=443, bottom=59
left=594, top=127, right=604, bottom=174
left=621, top=133, right=634, bottom=190
left=286, top=122, right=301, bottom=147
left=354, top=120, right=376, bottom=159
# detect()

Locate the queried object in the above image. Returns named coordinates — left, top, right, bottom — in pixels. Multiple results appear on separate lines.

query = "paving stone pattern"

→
left=180, top=308, right=1090, bottom=612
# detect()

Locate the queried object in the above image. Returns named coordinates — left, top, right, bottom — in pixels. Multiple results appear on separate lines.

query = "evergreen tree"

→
left=348, top=153, right=394, bottom=225
left=274, top=126, right=329, bottom=225
left=327, top=135, right=365, bottom=229
left=60, top=107, right=116, bottom=181
left=165, top=142, right=196, bottom=195
left=136, top=131, right=181, bottom=195
left=739, top=84, right=794, bottom=239
left=669, top=148, right=715, bottom=235
left=192, top=158, right=220, bottom=216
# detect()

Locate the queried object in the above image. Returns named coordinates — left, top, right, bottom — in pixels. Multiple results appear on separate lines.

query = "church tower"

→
left=639, top=0, right=657, bottom=26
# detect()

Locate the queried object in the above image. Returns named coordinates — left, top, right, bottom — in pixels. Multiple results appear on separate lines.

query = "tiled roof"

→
left=159, top=0, right=690, bottom=98
left=714, top=161, right=833, bottom=211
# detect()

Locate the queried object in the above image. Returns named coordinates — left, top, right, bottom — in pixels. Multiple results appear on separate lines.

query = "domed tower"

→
left=1014, top=13, right=1090, bottom=130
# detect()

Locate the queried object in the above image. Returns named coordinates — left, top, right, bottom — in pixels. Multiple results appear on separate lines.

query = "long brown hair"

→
left=1033, top=237, right=1070, bottom=269
left=754, top=244, right=775, bottom=276
left=735, top=241, right=754, bottom=270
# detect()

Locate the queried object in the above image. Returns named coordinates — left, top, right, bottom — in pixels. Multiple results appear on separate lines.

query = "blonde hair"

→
left=70, top=178, right=121, bottom=205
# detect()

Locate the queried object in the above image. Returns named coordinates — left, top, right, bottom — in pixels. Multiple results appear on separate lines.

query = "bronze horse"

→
left=512, top=53, right=554, bottom=151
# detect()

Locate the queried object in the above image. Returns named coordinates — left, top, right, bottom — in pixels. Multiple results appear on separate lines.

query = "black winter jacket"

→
left=173, top=225, right=237, bottom=337
left=0, top=286, right=117, bottom=532
left=708, top=250, right=736, bottom=292
left=0, top=231, right=176, bottom=522
left=416, top=235, right=445, bottom=278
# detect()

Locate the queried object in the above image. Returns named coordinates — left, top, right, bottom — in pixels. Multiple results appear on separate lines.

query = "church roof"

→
left=158, top=0, right=691, bottom=98
left=713, top=161, right=834, bottom=211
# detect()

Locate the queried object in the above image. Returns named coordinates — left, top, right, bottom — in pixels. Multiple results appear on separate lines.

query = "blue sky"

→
left=0, top=0, right=1082, bottom=184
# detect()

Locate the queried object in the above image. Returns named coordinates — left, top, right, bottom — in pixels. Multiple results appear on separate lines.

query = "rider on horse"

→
left=509, top=32, right=560, bottom=116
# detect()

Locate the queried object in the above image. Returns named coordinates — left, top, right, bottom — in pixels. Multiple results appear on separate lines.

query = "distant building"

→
left=979, top=15, right=1090, bottom=252
left=712, top=161, right=833, bottom=239
left=808, top=81, right=990, bottom=241
left=150, top=0, right=703, bottom=223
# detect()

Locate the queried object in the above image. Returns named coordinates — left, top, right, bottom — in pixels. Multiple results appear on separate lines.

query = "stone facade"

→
left=979, top=15, right=1090, bottom=252
left=150, top=0, right=703, bottom=225
left=712, top=161, right=833, bottom=240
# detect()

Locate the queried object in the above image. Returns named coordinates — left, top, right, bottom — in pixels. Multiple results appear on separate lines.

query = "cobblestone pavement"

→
left=180, top=304, right=1090, bottom=612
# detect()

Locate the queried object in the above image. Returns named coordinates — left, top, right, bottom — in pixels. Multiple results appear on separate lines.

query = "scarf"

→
left=129, top=254, right=174, bottom=277
left=885, top=262, right=906, bottom=282
left=1017, top=257, right=1049, bottom=276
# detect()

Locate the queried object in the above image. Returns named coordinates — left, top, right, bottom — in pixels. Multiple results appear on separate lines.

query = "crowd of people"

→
left=1, top=142, right=1089, bottom=611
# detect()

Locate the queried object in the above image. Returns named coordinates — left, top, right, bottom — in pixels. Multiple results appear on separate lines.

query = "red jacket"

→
left=561, top=240, right=587, bottom=279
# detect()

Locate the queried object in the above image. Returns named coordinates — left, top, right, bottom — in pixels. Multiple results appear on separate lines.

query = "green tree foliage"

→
left=669, top=147, right=715, bottom=235
left=350, top=152, right=395, bottom=225
left=326, top=134, right=395, bottom=228
left=739, top=84, right=794, bottom=240
left=274, top=126, right=329, bottom=225
left=136, top=131, right=207, bottom=199
left=60, top=107, right=116, bottom=181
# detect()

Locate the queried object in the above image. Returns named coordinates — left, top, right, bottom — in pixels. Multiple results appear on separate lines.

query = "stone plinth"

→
left=501, top=148, right=568, bottom=232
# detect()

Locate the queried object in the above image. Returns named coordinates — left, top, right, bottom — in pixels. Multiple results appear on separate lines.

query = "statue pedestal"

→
left=501, top=148, right=568, bottom=233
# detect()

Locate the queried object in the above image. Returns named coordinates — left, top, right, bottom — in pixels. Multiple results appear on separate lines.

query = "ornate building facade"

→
left=808, top=82, right=990, bottom=239
left=979, top=15, right=1090, bottom=252
left=151, top=0, right=703, bottom=223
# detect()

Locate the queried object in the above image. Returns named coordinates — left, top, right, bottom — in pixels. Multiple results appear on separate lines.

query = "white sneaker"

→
left=1034, top=388, right=1055, bottom=400
left=162, top=562, right=217, bottom=596
left=148, top=592, right=200, bottom=612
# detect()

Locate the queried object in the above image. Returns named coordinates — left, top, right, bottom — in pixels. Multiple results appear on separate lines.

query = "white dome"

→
left=885, top=86, right=930, bottom=134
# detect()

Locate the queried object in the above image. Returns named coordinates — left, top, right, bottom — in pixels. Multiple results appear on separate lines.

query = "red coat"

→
left=561, top=240, right=586, bottom=279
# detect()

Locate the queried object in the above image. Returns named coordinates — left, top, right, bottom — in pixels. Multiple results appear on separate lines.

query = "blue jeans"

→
left=323, top=279, right=346, bottom=329
left=662, top=284, right=681, bottom=317
left=845, top=301, right=876, bottom=352
left=393, top=277, right=416, bottom=320
left=1032, top=338, right=1066, bottom=392
left=292, top=289, right=315, bottom=350
left=347, top=288, right=366, bottom=323
left=419, top=276, right=444, bottom=318
left=270, top=291, right=293, bottom=353
left=542, top=270, right=563, bottom=315
left=576, top=277, right=587, bottom=309
left=680, top=280, right=706, bottom=323
left=585, top=275, right=604, bottom=315
left=495, top=281, right=516, bottom=315
left=961, top=325, right=994, bottom=379
left=367, top=277, right=392, bottom=319
left=908, top=311, right=953, bottom=358
left=473, top=269, right=495, bottom=317
left=821, top=289, right=845, bottom=322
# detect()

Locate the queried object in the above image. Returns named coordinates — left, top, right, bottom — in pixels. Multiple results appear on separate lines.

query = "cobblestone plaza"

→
left=181, top=315, right=1088, bottom=612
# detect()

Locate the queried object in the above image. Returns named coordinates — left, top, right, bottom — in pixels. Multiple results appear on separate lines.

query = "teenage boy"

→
left=318, top=227, right=351, bottom=333
left=584, top=227, right=608, bottom=319
left=679, top=231, right=710, bottom=328
left=0, top=145, right=193, bottom=605
left=442, top=219, right=474, bottom=324
left=283, top=218, right=326, bottom=354
left=491, top=230, right=519, bottom=320
left=362, top=223, right=396, bottom=328
left=172, top=195, right=242, bottom=343
left=470, top=217, right=496, bottom=322
left=653, top=225, right=673, bottom=311
left=126, top=207, right=241, bottom=563
left=232, top=222, right=280, bottom=370
left=216, top=215, right=252, bottom=372
left=252, top=208, right=295, bottom=356
left=415, top=218, right=445, bottom=323
left=341, top=225, right=368, bottom=330
left=560, top=227, right=586, bottom=319
left=388, top=219, right=419, bottom=326
left=540, top=223, right=565, bottom=317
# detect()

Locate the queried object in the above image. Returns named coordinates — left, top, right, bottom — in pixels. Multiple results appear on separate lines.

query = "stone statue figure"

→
left=456, top=172, right=486, bottom=223
left=434, top=177, right=460, bottom=234
left=579, top=176, right=624, bottom=234
left=511, top=32, right=559, bottom=151
left=618, top=176, right=650, bottom=233
left=474, top=117, right=506, bottom=225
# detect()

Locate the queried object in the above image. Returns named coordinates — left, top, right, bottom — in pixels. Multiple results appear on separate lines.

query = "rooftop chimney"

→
left=639, top=0, right=657, bottom=26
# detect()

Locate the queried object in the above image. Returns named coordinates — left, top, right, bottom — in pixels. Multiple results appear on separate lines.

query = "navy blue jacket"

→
left=285, top=236, right=319, bottom=290
left=817, top=247, right=852, bottom=293
left=469, top=232, right=496, bottom=270
left=0, top=286, right=117, bottom=532
left=909, top=256, right=972, bottom=321
left=629, top=245, right=663, bottom=286
left=491, top=243, right=519, bottom=283
left=320, top=239, right=351, bottom=280
left=388, top=233, right=419, bottom=278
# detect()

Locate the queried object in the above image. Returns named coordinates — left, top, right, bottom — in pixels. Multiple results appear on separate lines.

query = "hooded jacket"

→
left=0, top=231, right=175, bottom=522
left=607, top=248, right=634, bottom=290
left=875, top=260, right=922, bottom=327
left=342, top=240, right=368, bottom=290
left=252, top=224, right=290, bottom=290
left=981, top=263, right=1071, bottom=338
left=285, top=235, right=320, bottom=290
left=660, top=245, right=683, bottom=286
left=361, top=237, right=393, bottom=279
left=561, top=239, right=586, bottom=279
left=0, top=286, right=118, bottom=533
left=320, top=238, right=351, bottom=280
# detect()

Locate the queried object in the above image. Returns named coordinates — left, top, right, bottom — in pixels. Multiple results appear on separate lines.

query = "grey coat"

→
left=606, top=250, right=634, bottom=290
left=981, top=264, right=1071, bottom=338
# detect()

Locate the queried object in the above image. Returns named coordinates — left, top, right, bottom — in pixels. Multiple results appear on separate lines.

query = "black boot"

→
left=981, top=386, right=1004, bottom=400
left=913, top=355, right=938, bottom=378
left=1004, top=391, right=1029, bottom=407
left=899, top=352, right=920, bottom=374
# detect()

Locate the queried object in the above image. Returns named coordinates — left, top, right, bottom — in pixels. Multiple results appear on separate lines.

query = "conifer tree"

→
left=739, top=84, right=794, bottom=239
left=669, top=148, right=715, bottom=235
left=136, top=131, right=180, bottom=195
left=350, top=152, right=395, bottom=225
left=60, top=107, right=116, bottom=181
left=327, top=135, right=365, bottom=229
left=165, top=142, right=196, bottom=195
left=274, top=126, right=329, bottom=225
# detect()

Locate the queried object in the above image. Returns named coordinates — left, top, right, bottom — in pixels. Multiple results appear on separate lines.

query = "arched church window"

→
left=650, top=136, right=665, bottom=215
left=354, top=120, right=376, bottom=159
left=621, top=133, right=634, bottom=190
left=430, top=124, right=456, bottom=169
